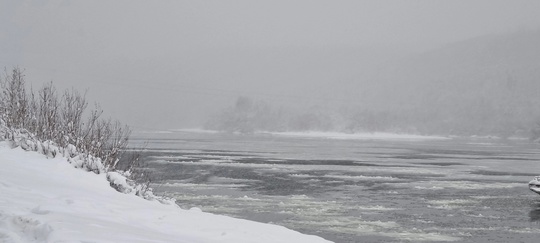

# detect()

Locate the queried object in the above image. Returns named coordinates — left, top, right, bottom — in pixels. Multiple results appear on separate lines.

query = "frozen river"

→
left=130, top=131, right=540, bottom=242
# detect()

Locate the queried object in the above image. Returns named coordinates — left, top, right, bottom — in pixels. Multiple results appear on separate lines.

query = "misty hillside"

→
left=374, top=29, right=540, bottom=101
left=364, top=29, right=540, bottom=136
left=208, top=29, right=540, bottom=137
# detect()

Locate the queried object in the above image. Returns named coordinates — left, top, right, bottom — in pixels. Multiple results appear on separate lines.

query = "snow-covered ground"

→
left=0, top=142, right=331, bottom=243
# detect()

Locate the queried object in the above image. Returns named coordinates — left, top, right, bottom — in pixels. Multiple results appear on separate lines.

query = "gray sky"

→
left=2, top=0, right=540, bottom=130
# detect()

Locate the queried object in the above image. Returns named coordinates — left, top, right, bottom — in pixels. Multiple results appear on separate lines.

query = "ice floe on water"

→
left=426, top=199, right=478, bottom=210
left=428, top=199, right=477, bottom=205
left=403, top=180, right=524, bottom=190
left=160, top=181, right=251, bottom=190
left=355, top=205, right=401, bottom=211
left=289, top=173, right=315, bottom=178
left=354, top=220, right=461, bottom=242
left=322, top=174, right=401, bottom=181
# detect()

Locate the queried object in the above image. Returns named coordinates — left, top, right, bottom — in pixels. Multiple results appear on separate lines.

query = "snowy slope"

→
left=0, top=142, right=331, bottom=243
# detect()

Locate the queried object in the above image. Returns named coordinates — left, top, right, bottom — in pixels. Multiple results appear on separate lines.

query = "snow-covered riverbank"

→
left=0, top=142, right=331, bottom=243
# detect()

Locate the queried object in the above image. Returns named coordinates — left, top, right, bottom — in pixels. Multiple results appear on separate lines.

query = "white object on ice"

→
left=528, top=176, right=540, bottom=195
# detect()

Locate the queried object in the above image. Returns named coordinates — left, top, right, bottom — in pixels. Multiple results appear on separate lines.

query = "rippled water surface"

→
left=130, top=131, right=540, bottom=242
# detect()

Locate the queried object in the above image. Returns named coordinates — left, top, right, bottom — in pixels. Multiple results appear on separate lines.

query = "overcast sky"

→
left=2, top=0, right=540, bottom=130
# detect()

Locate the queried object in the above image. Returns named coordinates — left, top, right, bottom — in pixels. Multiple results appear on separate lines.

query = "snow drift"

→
left=0, top=142, right=331, bottom=243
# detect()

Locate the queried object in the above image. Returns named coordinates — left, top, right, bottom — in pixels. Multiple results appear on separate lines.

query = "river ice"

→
left=132, top=131, right=540, bottom=242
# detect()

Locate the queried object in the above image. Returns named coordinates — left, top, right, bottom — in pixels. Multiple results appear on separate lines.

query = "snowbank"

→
left=0, top=142, right=331, bottom=243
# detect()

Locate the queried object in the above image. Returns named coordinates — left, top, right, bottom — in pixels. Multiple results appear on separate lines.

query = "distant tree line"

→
left=204, top=96, right=336, bottom=134
left=206, top=91, right=540, bottom=139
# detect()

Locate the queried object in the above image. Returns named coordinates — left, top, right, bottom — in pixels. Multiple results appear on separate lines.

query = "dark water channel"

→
left=130, top=131, right=540, bottom=242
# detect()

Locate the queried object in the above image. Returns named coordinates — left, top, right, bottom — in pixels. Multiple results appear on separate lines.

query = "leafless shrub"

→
left=0, top=67, right=133, bottom=172
left=34, top=82, right=60, bottom=141
left=0, top=67, right=171, bottom=202
left=59, top=88, right=88, bottom=147
left=126, top=149, right=152, bottom=196
left=0, top=67, right=29, bottom=134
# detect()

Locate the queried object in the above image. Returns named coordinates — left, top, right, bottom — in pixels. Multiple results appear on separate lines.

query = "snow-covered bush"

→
left=0, top=67, right=129, bottom=171
left=106, top=171, right=171, bottom=203
left=0, top=67, right=167, bottom=202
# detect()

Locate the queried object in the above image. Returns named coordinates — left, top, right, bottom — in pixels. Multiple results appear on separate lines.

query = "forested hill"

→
left=206, top=29, right=540, bottom=137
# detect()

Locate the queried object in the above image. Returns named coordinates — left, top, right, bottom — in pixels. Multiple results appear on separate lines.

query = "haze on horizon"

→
left=2, top=0, right=540, bottom=131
